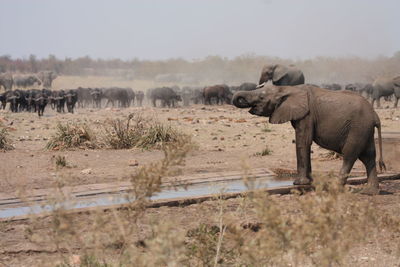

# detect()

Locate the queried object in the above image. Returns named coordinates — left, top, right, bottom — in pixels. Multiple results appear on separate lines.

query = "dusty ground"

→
left=0, top=76, right=399, bottom=266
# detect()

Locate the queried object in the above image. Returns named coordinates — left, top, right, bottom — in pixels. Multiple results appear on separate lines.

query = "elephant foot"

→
left=293, top=177, right=312, bottom=185
left=359, top=185, right=380, bottom=196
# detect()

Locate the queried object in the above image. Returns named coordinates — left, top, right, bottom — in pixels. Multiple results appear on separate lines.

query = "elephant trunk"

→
left=232, top=91, right=252, bottom=108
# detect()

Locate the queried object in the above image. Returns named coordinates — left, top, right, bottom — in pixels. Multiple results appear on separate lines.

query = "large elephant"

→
left=203, top=84, right=233, bottom=105
left=232, top=84, right=385, bottom=195
left=258, top=64, right=305, bottom=87
left=371, top=76, right=400, bottom=108
left=37, top=71, right=57, bottom=88
left=150, top=87, right=182, bottom=108
left=0, top=73, right=13, bottom=91
left=13, top=74, right=41, bottom=88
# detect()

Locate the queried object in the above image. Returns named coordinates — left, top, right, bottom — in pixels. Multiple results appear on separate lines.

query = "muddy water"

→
left=0, top=177, right=292, bottom=219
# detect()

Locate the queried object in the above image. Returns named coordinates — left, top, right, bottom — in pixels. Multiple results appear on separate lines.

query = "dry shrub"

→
left=0, top=123, right=14, bottom=151
left=103, top=113, right=191, bottom=150
left=46, top=122, right=97, bottom=150
left=253, top=146, right=272, bottom=157
left=232, top=175, right=400, bottom=266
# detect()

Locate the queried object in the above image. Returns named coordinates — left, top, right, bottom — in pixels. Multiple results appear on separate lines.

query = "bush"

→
left=0, top=123, right=14, bottom=151
left=103, top=114, right=191, bottom=150
left=46, top=122, right=97, bottom=150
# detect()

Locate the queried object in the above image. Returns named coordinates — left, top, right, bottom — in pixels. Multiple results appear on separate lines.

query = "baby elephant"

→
left=233, top=84, right=385, bottom=195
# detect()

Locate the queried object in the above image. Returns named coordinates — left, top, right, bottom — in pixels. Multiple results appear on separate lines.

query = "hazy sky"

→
left=1, top=0, right=399, bottom=60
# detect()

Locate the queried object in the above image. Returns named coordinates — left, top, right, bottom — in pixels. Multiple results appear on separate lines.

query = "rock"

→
left=81, top=168, right=92, bottom=175
left=128, top=159, right=139, bottom=167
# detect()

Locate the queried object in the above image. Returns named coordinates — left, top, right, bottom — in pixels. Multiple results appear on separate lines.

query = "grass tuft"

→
left=46, top=122, right=97, bottom=150
left=0, top=124, right=14, bottom=151
left=103, top=114, right=191, bottom=150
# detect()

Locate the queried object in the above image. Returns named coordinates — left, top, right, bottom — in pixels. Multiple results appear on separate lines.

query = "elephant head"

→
left=258, top=64, right=289, bottom=86
left=232, top=85, right=309, bottom=124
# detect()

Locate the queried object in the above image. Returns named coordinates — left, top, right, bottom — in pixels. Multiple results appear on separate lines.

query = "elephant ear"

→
left=272, top=65, right=289, bottom=83
left=269, top=87, right=309, bottom=124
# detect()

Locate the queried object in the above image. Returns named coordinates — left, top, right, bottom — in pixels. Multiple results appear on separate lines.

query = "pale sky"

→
left=0, top=0, right=399, bottom=60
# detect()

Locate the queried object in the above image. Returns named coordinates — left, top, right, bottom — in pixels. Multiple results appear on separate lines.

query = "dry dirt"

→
left=0, top=77, right=399, bottom=266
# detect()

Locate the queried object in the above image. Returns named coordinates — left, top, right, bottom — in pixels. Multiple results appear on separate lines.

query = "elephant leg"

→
left=394, top=96, right=399, bottom=108
left=338, top=154, right=358, bottom=186
left=293, top=119, right=313, bottom=185
left=376, top=97, right=381, bottom=108
left=358, top=142, right=380, bottom=195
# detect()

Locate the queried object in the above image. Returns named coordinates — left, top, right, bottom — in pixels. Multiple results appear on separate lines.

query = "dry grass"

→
left=0, top=123, right=14, bottom=151
left=102, top=113, right=192, bottom=150
left=46, top=122, right=98, bottom=150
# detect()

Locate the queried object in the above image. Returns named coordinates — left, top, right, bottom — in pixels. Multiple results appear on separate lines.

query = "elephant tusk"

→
left=256, top=82, right=266, bottom=89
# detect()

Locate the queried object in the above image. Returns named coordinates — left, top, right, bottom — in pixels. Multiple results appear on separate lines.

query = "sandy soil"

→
left=0, top=78, right=399, bottom=266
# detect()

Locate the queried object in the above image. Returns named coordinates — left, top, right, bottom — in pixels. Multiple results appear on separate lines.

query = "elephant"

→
left=13, top=74, right=42, bottom=88
left=135, top=90, right=144, bottom=106
left=371, top=76, right=400, bottom=108
left=102, top=87, right=129, bottom=108
left=125, top=88, right=135, bottom=107
left=76, top=87, right=92, bottom=108
left=238, top=82, right=257, bottom=91
left=232, top=84, right=385, bottom=195
left=203, top=84, right=233, bottom=105
left=0, top=73, right=13, bottom=91
left=37, top=71, right=57, bottom=88
left=345, top=83, right=373, bottom=99
left=321, top=83, right=342, bottom=91
left=65, top=89, right=78, bottom=113
left=258, top=64, right=305, bottom=87
left=150, top=87, right=182, bottom=108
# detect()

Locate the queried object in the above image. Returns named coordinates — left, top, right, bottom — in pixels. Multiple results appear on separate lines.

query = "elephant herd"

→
left=0, top=71, right=58, bottom=90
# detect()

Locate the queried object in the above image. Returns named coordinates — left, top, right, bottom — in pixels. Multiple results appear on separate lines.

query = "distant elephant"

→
left=371, top=76, right=400, bottom=108
left=232, top=84, right=385, bottom=195
left=13, top=74, right=42, bottom=88
left=321, top=83, right=342, bottom=91
left=203, top=84, right=233, bottom=105
left=150, top=87, right=182, bottom=108
left=238, top=82, right=257, bottom=91
left=37, top=71, right=57, bottom=88
left=76, top=87, right=92, bottom=108
left=125, top=88, right=135, bottom=107
left=135, top=90, right=144, bottom=106
left=258, top=64, right=305, bottom=87
left=102, top=87, right=129, bottom=108
left=345, top=83, right=373, bottom=99
left=0, top=73, right=13, bottom=91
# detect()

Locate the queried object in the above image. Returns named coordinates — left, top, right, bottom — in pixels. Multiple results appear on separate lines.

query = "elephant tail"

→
left=375, top=114, right=386, bottom=172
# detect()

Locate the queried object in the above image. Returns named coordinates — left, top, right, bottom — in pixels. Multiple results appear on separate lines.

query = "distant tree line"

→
left=0, top=52, right=399, bottom=84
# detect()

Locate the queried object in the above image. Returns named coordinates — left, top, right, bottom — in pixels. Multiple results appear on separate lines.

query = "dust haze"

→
left=1, top=0, right=399, bottom=85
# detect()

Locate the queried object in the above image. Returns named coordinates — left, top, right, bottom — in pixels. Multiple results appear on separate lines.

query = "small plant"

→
left=103, top=114, right=191, bottom=150
left=261, top=123, right=272, bottom=133
left=0, top=124, right=14, bottom=151
left=46, top=122, right=97, bottom=150
left=54, top=155, right=67, bottom=168
left=254, top=146, right=272, bottom=156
